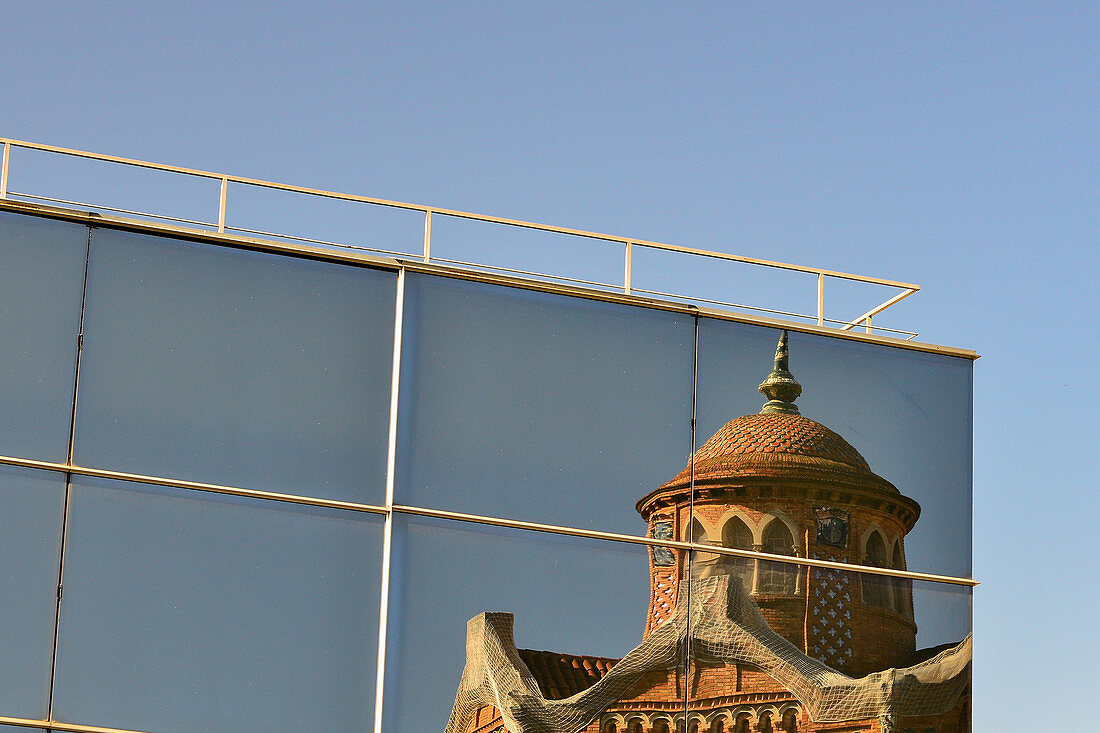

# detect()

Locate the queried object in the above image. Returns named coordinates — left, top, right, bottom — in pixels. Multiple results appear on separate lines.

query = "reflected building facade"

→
left=0, top=202, right=973, bottom=733
left=448, top=334, right=970, bottom=733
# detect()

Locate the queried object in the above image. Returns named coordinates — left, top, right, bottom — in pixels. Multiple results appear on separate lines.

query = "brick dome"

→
left=659, top=411, right=883, bottom=488
left=640, top=330, right=908, bottom=509
left=700, top=412, right=870, bottom=470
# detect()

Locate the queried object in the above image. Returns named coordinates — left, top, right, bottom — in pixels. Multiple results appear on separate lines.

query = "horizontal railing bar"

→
left=0, top=454, right=388, bottom=516
left=0, top=452, right=975, bottom=585
left=0, top=137, right=918, bottom=291
left=0, top=714, right=154, bottom=733
left=630, top=240, right=920, bottom=289
left=631, top=286, right=919, bottom=338
left=223, top=224, right=417, bottom=259
left=841, top=288, right=920, bottom=331
left=391, top=504, right=978, bottom=586
left=632, top=286, right=821, bottom=322
left=430, top=256, right=621, bottom=291
left=8, top=191, right=218, bottom=228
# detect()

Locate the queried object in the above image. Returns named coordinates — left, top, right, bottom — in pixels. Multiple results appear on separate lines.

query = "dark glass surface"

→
left=396, top=273, right=695, bottom=535
left=52, top=477, right=384, bottom=733
left=0, top=465, right=66, bottom=720
left=74, top=228, right=397, bottom=503
left=694, top=318, right=973, bottom=579
left=0, top=211, right=88, bottom=461
left=382, top=513, right=686, bottom=733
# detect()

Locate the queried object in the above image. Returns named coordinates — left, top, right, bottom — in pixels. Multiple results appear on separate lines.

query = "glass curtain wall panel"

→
left=686, top=549, right=972, bottom=733
left=382, top=514, right=688, bottom=733
left=73, top=228, right=397, bottom=504
left=693, top=319, right=973, bottom=580
left=395, top=274, right=695, bottom=537
left=0, top=211, right=88, bottom=462
left=51, top=477, right=384, bottom=733
left=0, top=465, right=66, bottom=720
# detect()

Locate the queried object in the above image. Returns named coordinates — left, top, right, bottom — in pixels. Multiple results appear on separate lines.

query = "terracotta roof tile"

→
left=518, top=649, right=618, bottom=699
left=661, top=412, right=876, bottom=488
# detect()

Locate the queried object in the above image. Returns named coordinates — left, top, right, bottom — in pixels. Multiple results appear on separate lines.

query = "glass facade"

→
left=0, top=212, right=87, bottom=462
left=50, top=477, right=383, bottom=733
left=74, top=228, right=397, bottom=504
left=396, top=274, right=695, bottom=536
left=0, top=465, right=65, bottom=720
left=0, top=208, right=974, bottom=733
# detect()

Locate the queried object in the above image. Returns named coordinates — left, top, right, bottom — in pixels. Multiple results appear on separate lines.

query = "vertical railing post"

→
left=624, top=241, right=633, bottom=295
left=865, top=315, right=872, bottom=334
left=0, top=142, right=10, bottom=199
left=423, top=210, right=432, bottom=263
left=817, top=273, right=825, bottom=326
left=217, top=177, right=228, bottom=233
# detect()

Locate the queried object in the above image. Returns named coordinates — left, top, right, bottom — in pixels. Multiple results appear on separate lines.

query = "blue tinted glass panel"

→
left=396, top=274, right=695, bottom=535
left=0, top=211, right=87, bottom=461
left=74, top=229, right=397, bottom=503
left=0, top=465, right=65, bottom=719
left=52, top=478, right=383, bottom=733
left=695, top=319, right=973, bottom=579
left=383, top=513, right=686, bottom=733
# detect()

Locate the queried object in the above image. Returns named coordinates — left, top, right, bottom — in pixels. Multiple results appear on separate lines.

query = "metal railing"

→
left=0, top=137, right=919, bottom=338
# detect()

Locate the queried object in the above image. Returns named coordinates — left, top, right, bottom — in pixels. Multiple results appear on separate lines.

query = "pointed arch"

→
left=862, top=529, right=891, bottom=608
left=758, top=518, right=797, bottom=595
left=720, top=516, right=755, bottom=591
left=891, top=539, right=910, bottom=616
left=690, top=517, right=710, bottom=543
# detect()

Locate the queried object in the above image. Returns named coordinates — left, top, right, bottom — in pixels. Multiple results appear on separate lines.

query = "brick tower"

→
left=637, top=332, right=921, bottom=676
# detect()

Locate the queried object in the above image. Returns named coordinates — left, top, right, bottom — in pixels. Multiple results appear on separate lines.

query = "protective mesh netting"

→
left=444, top=574, right=970, bottom=733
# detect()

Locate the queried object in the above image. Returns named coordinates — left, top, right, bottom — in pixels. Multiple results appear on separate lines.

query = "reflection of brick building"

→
left=449, top=333, right=970, bottom=733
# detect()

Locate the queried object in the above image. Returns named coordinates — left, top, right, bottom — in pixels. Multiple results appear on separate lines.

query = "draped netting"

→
left=444, top=574, right=970, bottom=733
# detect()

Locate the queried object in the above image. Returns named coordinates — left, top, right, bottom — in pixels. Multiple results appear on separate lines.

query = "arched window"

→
left=709, top=717, right=725, bottom=733
left=756, top=712, right=773, bottom=733
left=721, top=517, right=755, bottom=591
left=862, top=531, right=892, bottom=608
left=652, top=720, right=670, bottom=733
left=603, top=720, right=618, bottom=733
left=891, top=542, right=910, bottom=615
left=626, top=720, right=643, bottom=733
left=733, top=714, right=751, bottom=733
left=779, top=709, right=798, bottom=732
left=758, top=519, right=797, bottom=594
left=689, top=720, right=700, bottom=733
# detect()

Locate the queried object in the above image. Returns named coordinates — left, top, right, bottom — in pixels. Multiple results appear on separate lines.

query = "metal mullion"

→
left=46, top=226, right=92, bottom=722
left=373, top=268, right=405, bottom=733
left=0, top=714, right=155, bottom=733
left=0, top=451, right=976, bottom=586
left=684, top=313, right=700, bottom=725
left=0, top=455, right=388, bottom=516
left=389, top=504, right=978, bottom=587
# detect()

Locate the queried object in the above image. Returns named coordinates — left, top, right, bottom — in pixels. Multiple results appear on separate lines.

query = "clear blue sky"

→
left=4, top=3, right=1097, bottom=729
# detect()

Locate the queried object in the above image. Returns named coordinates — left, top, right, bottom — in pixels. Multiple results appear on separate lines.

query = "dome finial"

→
left=758, top=330, right=802, bottom=414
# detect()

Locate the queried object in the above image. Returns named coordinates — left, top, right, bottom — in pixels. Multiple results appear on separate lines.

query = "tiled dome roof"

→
left=658, top=411, right=879, bottom=489
left=641, top=331, right=908, bottom=514
left=696, top=412, right=870, bottom=471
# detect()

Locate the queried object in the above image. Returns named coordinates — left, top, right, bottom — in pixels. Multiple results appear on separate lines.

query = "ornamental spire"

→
left=758, top=330, right=802, bottom=414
